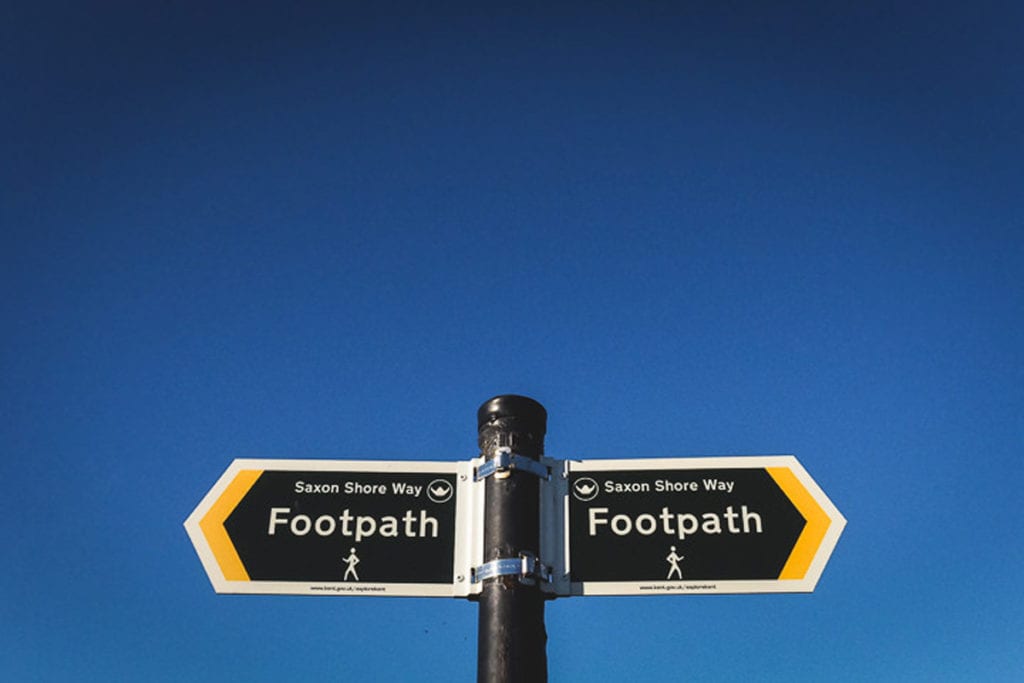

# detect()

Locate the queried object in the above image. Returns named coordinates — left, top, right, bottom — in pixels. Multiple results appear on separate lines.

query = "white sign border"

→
left=560, top=455, right=846, bottom=596
left=184, top=458, right=474, bottom=598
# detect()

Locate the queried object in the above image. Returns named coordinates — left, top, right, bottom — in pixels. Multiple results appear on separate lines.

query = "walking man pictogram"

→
left=666, top=545, right=683, bottom=580
left=343, top=547, right=360, bottom=581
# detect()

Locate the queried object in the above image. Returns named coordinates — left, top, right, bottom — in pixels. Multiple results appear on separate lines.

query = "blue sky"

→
left=3, top=2, right=1022, bottom=681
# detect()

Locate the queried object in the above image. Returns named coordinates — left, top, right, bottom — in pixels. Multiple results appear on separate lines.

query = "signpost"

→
left=184, top=459, right=473, bottom=597
left=185, top=396, right=846, bottom=682
left=561, top=456, right=845, bottom=595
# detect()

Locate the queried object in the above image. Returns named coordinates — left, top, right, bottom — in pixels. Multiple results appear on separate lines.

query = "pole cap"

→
left=476, top=394, right=547, bottom=433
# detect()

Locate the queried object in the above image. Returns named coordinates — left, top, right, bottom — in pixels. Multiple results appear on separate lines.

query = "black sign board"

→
left=564, top=457, right=845, bottom=595
left=185, top=459, right=467, bottom=596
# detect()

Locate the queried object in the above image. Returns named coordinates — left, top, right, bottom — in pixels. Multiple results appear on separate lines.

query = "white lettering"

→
left=742, top=505, right=762, bottom=533
left=268, top=507, right=290, bottom=535
left=655, top=479, right=698, bottom=492
left=290, top=515, right=312, bottom=536
left=603, top=480, right=651, bottom=494
left=635, top=513, right=657, bottom=535
left=314, top=515, right=336, bottom=536
left=344, top=481, right=387, bottom=495
left=355, top=516, right=376, bottom=542
left=294, top=481, right=341, bottom=494
left=676, top=513, right=699, bottom=540
left=583, top=506, right=766, bottom=541
left=391, top=482, right=423, bottom=497
left=379, top=516, right=398, bottom=537
left=419, top=509, right=438, bottom=538
left=265, top=508, right=440, bottom=541
left=589, top=507, right=610, bottom=535
left=610, top=514, right=632, bottom=535
left=724, top=506, right=740, bottom=533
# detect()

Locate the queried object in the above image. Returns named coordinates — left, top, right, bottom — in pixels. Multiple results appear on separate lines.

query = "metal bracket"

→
left=475, top=447, right=550, bottom=481
left=472, top=551, right=552, bottom=586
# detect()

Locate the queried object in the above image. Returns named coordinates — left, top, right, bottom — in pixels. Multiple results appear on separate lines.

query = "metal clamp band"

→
left=472, top=552, right=552, bottom=586
left=475, top=447, right=550, bottom=481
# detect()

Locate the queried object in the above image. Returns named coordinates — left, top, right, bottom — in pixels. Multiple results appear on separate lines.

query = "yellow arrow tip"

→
left=198, top=469, right=262, bottom=582
left=767, top=466, right=832, bottom=580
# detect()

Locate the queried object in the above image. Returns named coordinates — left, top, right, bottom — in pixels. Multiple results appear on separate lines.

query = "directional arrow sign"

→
left=184, top=459, right=472, bottom=597
left=563, top=456, right=845, bottom=595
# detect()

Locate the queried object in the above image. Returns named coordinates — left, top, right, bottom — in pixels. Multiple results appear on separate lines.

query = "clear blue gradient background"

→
left=3, top=3, right=1021, bottom=681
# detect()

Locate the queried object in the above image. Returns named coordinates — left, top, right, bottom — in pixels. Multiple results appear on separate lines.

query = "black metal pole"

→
left=476, top=395, right=548, bottom=683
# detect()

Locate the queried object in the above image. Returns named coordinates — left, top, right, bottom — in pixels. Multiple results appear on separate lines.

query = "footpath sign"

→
left=562, top=456, right=845, bottom=595
left=184, top=459, right=472, bottom=597
left=186, top=455, right=844, bottom=598
left=185, top=398, right=847, bottom=681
